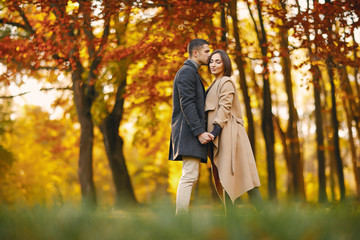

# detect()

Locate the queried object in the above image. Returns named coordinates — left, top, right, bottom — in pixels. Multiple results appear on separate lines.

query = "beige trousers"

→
left=176, top=156, right=200, bottom=214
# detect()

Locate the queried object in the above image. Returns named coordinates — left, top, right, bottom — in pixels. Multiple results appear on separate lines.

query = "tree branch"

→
left=0, top=58, right=71, bottom=72
left=79, top=0, right=96, bottom=60
left=13, top=4, right=35, bottom=35
left=0, top=91, right=29, bottom=99
left=245, top=0, right=261, bottom=44
left=40, top=86, right=73, bottom=91
left=0, top=86, right=73, bottom=99
left=0, top=33, right=29, bottom=39
left=0, top=18, right=27, bottom=30
left=139, top=0, right=221, bottom=8
left=95, top=8, right=111, bottom=57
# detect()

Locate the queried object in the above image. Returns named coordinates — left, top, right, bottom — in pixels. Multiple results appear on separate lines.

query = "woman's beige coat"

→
left=205, top=76, right=260, bottom=203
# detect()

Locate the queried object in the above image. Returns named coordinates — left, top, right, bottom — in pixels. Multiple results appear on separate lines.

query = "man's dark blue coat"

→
left=169, top=60, right=208, bottom=163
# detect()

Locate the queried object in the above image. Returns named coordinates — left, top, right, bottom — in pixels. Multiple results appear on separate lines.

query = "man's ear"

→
left=193, top=50, right=199, bottom=58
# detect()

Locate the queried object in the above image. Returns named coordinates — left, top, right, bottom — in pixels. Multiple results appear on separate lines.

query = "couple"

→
left=169, top=39, right=262, bottom=214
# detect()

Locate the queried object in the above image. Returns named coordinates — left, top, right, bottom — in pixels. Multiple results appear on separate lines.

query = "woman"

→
left=205, top=49, right=262, bottom=210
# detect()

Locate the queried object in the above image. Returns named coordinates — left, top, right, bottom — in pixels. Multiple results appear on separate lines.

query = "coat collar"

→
left=206, top=79, right=216, bottom=94
left=184, top=59, right=206, bottom=93
left=184, top=59, right=199, bottom=71
left=206, top=77, right=222, bottom=94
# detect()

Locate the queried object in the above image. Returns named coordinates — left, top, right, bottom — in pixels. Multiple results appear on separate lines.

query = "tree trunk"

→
left=206, top=16, right=217, bottom=45
left=273, top=115, right=292, bottom=194
left=99, top=59, right=136, bottom=206
left=319, top=64, right=337, bottom=202
left=325, top=0, right=345, bottom=203
left=296, top=0, right=328, bottom=202
left=98, top=10, right=136, bottom=207
left=329, top=150, right=336, bottom=201
left=326, top=59, right=345, bottom=201
left=339, top=66, right=360, bottom=144
left=100, top=113, right=137, bottom=205
left=312, top=65, right=328, bottom=202
left=340, top=65, right=360, bottom=144
left=72, top=61, right=96, bottom=206
left=352, top=24, right=360, bottom=100
left=246, top=0, right=276, bottom=198
left=279, top=3, right=305, bottom=199
left=255, top=0, right=276, bottom=199
left=229, top=0, right=256, bottom=155
left=220, top=2, right=227, bottom=48
left=342, top=98, right=360, bottom=199
left=338, top=66, right=360, bottom=199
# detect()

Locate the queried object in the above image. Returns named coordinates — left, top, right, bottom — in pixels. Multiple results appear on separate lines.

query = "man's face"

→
left=195, top=44, right=211, bottom=65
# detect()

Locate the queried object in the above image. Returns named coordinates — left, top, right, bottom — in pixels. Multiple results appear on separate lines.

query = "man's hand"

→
left=198, top=132, right=215, bottom=144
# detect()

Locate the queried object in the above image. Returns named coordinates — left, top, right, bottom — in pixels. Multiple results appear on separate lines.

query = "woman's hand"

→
left=198, top=132, right=215, bottom=144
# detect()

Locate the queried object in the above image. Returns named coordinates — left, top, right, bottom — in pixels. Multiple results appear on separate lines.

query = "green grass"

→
left=1, top=201, right=360, bottom=240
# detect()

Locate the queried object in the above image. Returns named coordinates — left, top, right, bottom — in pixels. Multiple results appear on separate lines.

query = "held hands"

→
left=198, top=132, right=215, bottom=144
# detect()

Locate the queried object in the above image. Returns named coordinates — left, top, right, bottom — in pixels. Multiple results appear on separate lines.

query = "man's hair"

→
left=208, top=49, right=233, bottom=77
left=187, top=39, right=209, bottom=57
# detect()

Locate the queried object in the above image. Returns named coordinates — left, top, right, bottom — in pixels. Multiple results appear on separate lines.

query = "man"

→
left=169, top=39, right=214, bottom=214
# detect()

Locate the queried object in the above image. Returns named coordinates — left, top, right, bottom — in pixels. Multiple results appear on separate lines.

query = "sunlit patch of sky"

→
left=91, top=1, right=104, bottom=35
left=0, top=62, right=69, bottom=120
left=0, top=63, right=6, bottom=75
left=7, top=76, right=67, bottom=120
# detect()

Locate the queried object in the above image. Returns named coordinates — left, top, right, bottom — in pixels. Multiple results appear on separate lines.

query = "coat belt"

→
left=230, top=115, right=245, bottom=175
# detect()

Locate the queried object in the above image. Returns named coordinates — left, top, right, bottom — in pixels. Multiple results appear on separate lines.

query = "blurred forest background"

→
left=0, top=0, right=359, bottom=208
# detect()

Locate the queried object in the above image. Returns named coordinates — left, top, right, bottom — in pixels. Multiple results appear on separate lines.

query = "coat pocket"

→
left=234, top=117, right=244, bottom=126
left=205, top=101, right=216, bottom=112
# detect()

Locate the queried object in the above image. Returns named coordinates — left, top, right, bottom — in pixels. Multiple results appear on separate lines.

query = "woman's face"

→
left=209, top=53, right=224, bottom=78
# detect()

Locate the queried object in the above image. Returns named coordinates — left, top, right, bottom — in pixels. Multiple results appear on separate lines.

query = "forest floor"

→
left=1, top=200, right=360, bottom=240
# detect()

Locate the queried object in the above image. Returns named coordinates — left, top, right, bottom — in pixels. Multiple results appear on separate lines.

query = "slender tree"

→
left=338, top=66, right=360, bottom=198
left=294, top=0, right=327, bottom=202
left=324, top=0, right=345, bottom=201
left=98, top=7, right=136, bottom=205
left=277, top=0, right=305, bottom=199
left=246, top=0, right=276, bottom=199
left=229, top=0, right=256, bottom=154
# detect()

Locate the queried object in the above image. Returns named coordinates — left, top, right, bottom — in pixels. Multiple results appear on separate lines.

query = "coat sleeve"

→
left=176, top=68, right=205, bottom=137
left=213, top=80, right=235, bottom=128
